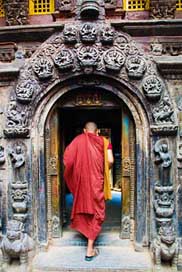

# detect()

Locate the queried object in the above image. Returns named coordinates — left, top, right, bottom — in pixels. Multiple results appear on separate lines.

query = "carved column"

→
left=3, top=0, right=28, bottom=26
left=149, top=0, right=176, bottom=19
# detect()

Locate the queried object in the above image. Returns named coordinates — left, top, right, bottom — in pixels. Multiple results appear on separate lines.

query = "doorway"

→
left=45, top=88, right=136, bottom=241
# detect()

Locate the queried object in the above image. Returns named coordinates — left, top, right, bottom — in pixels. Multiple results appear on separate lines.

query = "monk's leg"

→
left=86, top=239, right=95, bottom=256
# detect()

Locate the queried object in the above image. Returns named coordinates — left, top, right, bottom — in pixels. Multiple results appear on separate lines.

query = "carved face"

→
left=160, top=224, right=175, bottom=245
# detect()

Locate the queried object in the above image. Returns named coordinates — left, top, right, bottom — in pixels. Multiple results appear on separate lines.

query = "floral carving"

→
left=15, top=79, right=40, bottom=104
left=125, top=56, right=146, bottom=79
left=63, top=25, right=77, bottom=44
left=152, top=95, right=174, bottom=124
left=54, top=49, right=74, bottom=71
left=77, top=46, right=99, bottom=73
left=80, top=23, right=97, bottom=43
left=104, top=48, right=125, bottom=72
left=142, top=75, right=164, bottom=101
left=32, top=57, right=54, bottom=79
left=100, top=25, right=114, bottom=45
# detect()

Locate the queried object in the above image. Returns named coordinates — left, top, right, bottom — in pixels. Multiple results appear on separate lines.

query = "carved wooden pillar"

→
left=121, top=109, right=135, bottom=239
left=46, top=109, right=61, bottom=238
left=3, top=0, right=29, bottom=26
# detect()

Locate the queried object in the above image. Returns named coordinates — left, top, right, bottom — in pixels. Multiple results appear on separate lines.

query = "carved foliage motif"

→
left=54, top=49, right=74, bottom=71
left=32, top=57, right=54, bottom=79
left=125, top=56, right=147, bottom=79
left=104, top=48, right=125, bottom=72
left=142, top=75, right=163, bottom=101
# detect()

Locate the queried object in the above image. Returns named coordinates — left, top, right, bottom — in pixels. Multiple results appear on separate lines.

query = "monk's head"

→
left=84, top=122, right=99, bottom=134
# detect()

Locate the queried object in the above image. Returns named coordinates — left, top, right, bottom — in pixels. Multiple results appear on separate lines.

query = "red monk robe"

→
left=64, top=132, right=111, bottom=240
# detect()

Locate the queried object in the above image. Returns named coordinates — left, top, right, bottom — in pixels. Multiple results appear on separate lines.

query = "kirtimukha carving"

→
left=152, top=222, right=179, bottom=270
left=80, top=23, right=97, bottom=43
left=104, top=48, right=125, bottom=72
left=63, top=25, right=77, bottom=44
left=1, top=220, right=34, bottom=268
left=32, top=57, right=54, bottom=79
left=142, top=75, right=163, bottom=101
left=3, top=100, right=30, bottom=138
left=152, top=95, right=174, bottom=124
left=125, top=56, right=146, bottom=79
left=56, top=0, right=72, bottom=11
left=0, top=146, right=5, bottom=165
left=54, top=49, right=74, bottom=71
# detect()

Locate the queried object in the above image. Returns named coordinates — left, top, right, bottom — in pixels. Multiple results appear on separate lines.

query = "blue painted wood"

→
left=38, top=149, right=47, bottom=242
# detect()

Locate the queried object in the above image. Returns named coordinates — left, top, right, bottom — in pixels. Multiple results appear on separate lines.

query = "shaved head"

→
left=84, top=122, right=98, bottom=133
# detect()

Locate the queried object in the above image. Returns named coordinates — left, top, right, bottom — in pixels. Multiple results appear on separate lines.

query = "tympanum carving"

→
left=63, top=25, right=77, bottom=44
left=54, top=49, right=74, bottom=71
left=4, top=100, right=30, bottom=138
left=142, top=75, right=163, bottom=101
left=104, top=48, right=125, bottom=72
left=3, top=1, right=28, bottom=26
left=77, top=46, right=99, bottom=73
left=1, top=220, right=34, bottom=269
left=152, top=95, right=174, bottom=124
left=0, top=146, right=5, bottom=165
left=125, top=56, right=146, bottom=79
left=80, top=23, right=97, bottom=43
left=150, top=0, right=176, bottom=19
left=32, top=57, right=54, bottom=79
left=100, top=25, right=114, bottom=45
left=16, top=79, right=40, bottom=104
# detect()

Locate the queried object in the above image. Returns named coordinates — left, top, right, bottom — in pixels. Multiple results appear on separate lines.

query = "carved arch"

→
left=3, top=22, right=178, bottom=138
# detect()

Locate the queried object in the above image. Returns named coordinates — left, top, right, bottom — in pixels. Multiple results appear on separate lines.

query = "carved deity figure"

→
left=154, top=142, right=172, bottom=186
left=152, top=222, right=178, bottom=270
left=9, top=145, right=25, bottom=182
left=6, top=100, right=28, bottom=128
left=0, top=220, right=34, bottom=269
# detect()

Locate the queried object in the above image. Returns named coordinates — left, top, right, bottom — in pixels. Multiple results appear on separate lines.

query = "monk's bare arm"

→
left=107, top=149, right=114, bottom=169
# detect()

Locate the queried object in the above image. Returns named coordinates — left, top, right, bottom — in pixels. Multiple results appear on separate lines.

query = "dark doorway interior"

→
left=59, top=107, right=122, bottom=234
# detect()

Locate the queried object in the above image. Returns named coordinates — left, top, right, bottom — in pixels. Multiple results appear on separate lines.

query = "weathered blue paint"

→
left=135, top=143, right=145, bottom=245
left=38, top=149, right=47, bottom=242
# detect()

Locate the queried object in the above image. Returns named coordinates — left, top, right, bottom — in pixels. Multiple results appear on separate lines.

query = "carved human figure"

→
left=9, top=145, right=25, bottom=182
left=154, top=142, right=172, bottom=186
left=7, top=100, right=28, bottom=128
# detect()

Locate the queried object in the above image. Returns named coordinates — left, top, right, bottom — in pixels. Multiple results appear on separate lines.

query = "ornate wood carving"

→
left=0, top=146, right=5, bottom=165
left=3, top=0, right=28, bottom=26
left=152, top=139, right=179, bottom=269
left=149, top=0, right=176, bottom=19
left=0, top=42, right=18, bottom=62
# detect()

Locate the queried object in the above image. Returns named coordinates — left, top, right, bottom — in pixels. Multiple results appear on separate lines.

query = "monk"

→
left=64, top=122, right=114, bottom=261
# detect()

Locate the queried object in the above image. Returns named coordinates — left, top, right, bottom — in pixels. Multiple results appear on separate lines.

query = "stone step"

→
left=31, top=245, right=153, bottom=272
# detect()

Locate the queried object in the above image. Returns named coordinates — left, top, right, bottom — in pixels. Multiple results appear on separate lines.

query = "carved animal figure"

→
left=152, top=223, right=179, bottom=271
left=0, top=220, right=34, bottom=269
